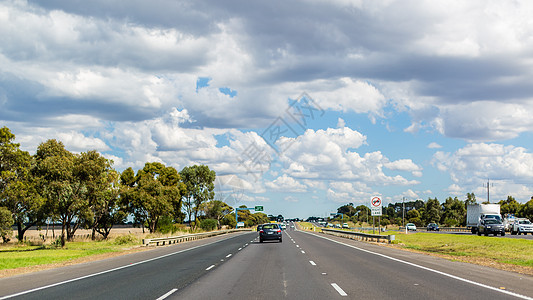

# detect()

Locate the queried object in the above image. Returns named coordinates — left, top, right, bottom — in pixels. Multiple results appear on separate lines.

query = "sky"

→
left=2, top=0, right=533, bottom=219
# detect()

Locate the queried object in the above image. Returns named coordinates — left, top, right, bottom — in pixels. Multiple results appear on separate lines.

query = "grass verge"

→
left=0, top=234, right=142, bottom=275
left=391, top=232, right=533, bottom=274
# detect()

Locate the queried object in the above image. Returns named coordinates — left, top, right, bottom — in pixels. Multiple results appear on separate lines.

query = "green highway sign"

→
left=255, top=205, right=264, bottom=211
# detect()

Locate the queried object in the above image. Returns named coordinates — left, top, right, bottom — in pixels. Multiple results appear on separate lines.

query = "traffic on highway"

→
left=1, top=222, right=531, bottom=300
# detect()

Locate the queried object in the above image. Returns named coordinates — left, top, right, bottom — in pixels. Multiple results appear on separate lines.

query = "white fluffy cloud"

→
left=266, top=174, right=307, bottom=193
left=433, top=143, right=533, bottom=201
left=279, top=127, right=420, bottom=186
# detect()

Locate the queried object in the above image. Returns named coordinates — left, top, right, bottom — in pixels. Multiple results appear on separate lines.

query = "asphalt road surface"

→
left=1, top=227, right=532, bottom=300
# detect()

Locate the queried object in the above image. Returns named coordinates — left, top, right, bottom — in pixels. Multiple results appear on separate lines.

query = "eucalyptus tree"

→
left=75, top=151, right=127, bottom=239
left=121, top=162, right=184, bottom=233
left=180, top=165, right=216, bottom=229
left=33, top=139, right=86, bottom=246
left=0, top=127, right=45, bottom=242
left=441, top=196, right=466, bottom=226
left=200, top=200, right=233, bottom=229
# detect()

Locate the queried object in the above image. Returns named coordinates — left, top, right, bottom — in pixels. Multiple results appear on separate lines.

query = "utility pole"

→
left=484, top=179, right=493, bottom=203
left=402, top=197, right=405, bottom=228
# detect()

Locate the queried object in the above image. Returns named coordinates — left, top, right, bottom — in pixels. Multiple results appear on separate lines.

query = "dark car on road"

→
left=427, top=223, right=439, bottom=231
left=259, top=223, right=282, bottom=243
left=478, top=218, right=505, bottom=236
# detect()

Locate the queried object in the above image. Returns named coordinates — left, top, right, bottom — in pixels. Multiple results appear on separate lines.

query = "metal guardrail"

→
left=399, top=226, right=470, bottom=232
left=321, top=228, right=395, bottom=244
left=142, top=228, right=252, bottom=246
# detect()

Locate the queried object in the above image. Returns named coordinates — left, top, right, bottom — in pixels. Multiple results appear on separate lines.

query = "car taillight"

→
left=260, top=230, right=264, bottom=233
left=277, top=229, right=281, bottom=233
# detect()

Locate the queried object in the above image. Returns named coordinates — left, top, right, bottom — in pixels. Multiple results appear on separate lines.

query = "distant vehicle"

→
left=259, top=223, right=282, bottom=243
left=426, top=223, right=439, bottom=231
left=406, top=223, right=417, bottom=231
left=503, top=215, right=517, bottom=231
left=466, top=204, right=502, bottom=234
left=478, top=218, right=505, bottom=236
left=510, top=218, right=533, bottom=235
left=334, top=224, right=341, bottom=228
left=342, top=223, right=349, bottom=228
left=280, top=223, right=287, bottom=230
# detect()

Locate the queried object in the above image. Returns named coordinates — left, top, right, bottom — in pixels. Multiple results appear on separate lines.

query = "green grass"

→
left=0, top=235, right=141, bottom=270
left=394, top=232, right=533, bottom=268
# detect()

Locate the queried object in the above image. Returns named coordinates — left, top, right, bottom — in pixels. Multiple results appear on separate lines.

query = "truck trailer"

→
left=466, top=204, right=501, bottom=234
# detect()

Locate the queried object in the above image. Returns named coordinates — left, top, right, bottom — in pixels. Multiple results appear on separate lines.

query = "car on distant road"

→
left=342, top=223, right=349, bottom=228
left=406, top=223, right=417, bottom=231
left=259, top=223, right=282, bottom=243
left=426, top=223, right=439, bottom=231
left=280, top=223, right=287, bottom=230
left=510, top=219, right=533, bottom=235
left=478, top=218, right=505, bottom=236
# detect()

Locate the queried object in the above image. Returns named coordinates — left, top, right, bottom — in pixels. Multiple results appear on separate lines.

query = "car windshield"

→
left=519, top=220, right=531, bottom=224
left=262, top=224, right=279, bottom=229
left=485, top=219, right=501, bottom=224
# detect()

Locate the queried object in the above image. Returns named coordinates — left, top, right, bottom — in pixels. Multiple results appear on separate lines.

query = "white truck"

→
left=510, top=218, right=533, bottom=235
left=466, top=204, right=502, bottom=234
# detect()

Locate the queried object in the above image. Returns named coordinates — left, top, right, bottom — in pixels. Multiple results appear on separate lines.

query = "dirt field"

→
left=10, top=225, right=149, bottom=243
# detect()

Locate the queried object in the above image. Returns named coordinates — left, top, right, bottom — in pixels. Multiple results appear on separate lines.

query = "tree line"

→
left=336, top=192, right=533, bottom=227
left=0, top=127, right=267, bottom=245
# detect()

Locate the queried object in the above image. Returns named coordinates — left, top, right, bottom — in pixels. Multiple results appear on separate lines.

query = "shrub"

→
left=156, top=216, right=176, bottom=234
left=114, top=234, right=138, bottom=245
left=199, top=219, right=217, bottom=231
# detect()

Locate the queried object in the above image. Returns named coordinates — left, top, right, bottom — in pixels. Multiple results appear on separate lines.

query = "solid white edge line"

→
left=300, top=230, right=532, bottom=300
left=206, top=264, right=215, bottom=271
left=331, top=283, right=348, bottom=296
left=156, top=288, right=178, bottom=300
left=309, top=260, right=316, bottom=266
left=0, top=232, right=253, bottom=300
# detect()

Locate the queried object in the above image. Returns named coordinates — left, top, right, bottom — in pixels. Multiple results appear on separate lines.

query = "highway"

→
left=1, top=225, right=532, bottom=300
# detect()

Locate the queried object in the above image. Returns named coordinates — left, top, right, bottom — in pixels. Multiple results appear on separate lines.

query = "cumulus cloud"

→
left=428, top=142, right=442, bottom=149
left=433, top=143, right=533, bottom=201
left=279, top=127, right=420, bottom=186
left=4, top=0, right=533, bottom=214
left=266, top=174, right=307, bottom=193
left=384, top=159, right=423, bottom=177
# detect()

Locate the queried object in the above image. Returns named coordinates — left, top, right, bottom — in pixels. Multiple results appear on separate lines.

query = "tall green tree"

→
left=424, top=197, right=442, bottom=225
left=441, top=196, right=466, bottom=226
left=73, top=150, right=116, bottom=239
left=499, top=195, right=520, bottom=216
left=91, top=169, right=128, bottom=239
left=33, top=139, right=86, bottom=246
left=180, top=165, right=216, bottom=229
left=337, top=203, right=356, bottom=217
left=518, top=197, right=533, bottom=220
left=465, top=192, right=477, bottom=206
left=121, top=162, right=184, bottom=233
left=201, top=200, right=233, bottom=229
left=1, top=127, right=45, bottom=242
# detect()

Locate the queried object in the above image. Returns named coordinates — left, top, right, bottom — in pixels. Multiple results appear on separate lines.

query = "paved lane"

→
left=0, top=232, right=256, bottom=300
left=176, top=228, right=533, bottom=299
